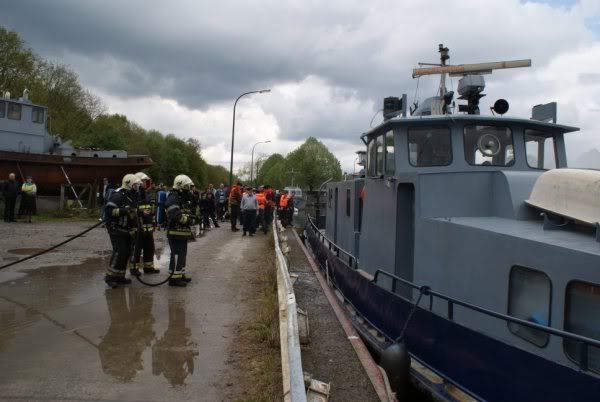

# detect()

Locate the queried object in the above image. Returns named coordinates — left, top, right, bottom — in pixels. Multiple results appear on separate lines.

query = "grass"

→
left=34, top=208, right=100, bottom=222
left=236, top=240, right=283, bottom=402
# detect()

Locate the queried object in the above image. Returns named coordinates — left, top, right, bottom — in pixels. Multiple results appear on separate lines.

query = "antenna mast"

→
left=438, top=44, right=450, bottom=98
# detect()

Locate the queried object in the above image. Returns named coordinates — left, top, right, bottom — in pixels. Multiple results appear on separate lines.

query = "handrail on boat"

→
left=306, top=217, right=358, bottom=269
left=305, top=215, right=600, bottom=373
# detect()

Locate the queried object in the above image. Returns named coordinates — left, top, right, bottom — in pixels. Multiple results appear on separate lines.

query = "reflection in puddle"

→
left=152, top=299, right=199, bottom=386
left=99, top=288, right=155, bottom=382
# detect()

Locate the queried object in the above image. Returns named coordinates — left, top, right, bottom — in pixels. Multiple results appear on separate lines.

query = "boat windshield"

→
left=525, top=129, right=557, bottom=170
left=464, top=126, right=514, bottom=167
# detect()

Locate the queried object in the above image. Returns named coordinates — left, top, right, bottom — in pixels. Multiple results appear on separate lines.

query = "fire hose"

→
left=0, top=220, right=174, bottom=287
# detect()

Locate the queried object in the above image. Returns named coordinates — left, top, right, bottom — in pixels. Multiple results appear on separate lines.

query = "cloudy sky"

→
left=3, top=0, right=600, bottom=172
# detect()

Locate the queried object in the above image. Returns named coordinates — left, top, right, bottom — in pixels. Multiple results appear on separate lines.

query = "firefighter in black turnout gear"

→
left=104, top=174, right=142, bottom=287
left=165, top=174, right=198, bottom=287
left=130, top=172, right=160, bottom=276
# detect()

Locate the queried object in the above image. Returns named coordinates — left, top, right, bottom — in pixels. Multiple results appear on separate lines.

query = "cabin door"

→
left=334, top=188, right=339, bottom=242
left=395, top=184, right=415, bottom=298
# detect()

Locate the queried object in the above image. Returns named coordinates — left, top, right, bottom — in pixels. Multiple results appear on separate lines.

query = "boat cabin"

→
left=0, top=90, right=51, bottom=154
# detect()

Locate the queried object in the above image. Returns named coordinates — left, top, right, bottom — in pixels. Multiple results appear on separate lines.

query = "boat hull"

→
left=0, top=150, right=153, bottom=195
left=305, top=223, right=600, bottom=402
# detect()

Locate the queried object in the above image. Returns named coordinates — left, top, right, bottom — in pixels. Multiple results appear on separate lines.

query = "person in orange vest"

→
left=279, top=190, right=289, bottom=227
left=228, top=181, right=242, bottom=232
left=264, top=185, right=275, bottom=226
left=255, top=186, right=268, bottom=234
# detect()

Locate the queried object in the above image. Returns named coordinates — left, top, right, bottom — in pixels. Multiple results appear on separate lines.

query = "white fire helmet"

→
left=122, top=173, right=142, bottom=190
left=135, top=172, right=151, bottom=182
left=173, top=174, right=194, bottom=190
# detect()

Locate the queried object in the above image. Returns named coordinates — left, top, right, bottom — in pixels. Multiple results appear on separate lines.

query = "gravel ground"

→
left=285, top=227, right=379, bottom=401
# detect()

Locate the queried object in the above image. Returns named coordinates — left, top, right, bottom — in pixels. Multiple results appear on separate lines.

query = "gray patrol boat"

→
left=305, top=45, right=600, bottom=401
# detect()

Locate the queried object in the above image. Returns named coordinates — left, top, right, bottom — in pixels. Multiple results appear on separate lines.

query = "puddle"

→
left=7, top=248, right=57, bottom=255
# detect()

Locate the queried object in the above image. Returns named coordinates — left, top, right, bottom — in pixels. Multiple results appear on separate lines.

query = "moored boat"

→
left=0, top=90, right=153, bottom=194
left=305, top=45, right=600, bottom=401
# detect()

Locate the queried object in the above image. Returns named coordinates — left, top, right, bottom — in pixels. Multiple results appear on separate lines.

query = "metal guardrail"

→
left=306, top=215, right=600, bottom=373
left=273, top=217, right=307, bottom=402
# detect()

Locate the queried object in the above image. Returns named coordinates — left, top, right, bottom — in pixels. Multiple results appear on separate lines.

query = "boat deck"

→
left=434, top=216, right=600, bottom=256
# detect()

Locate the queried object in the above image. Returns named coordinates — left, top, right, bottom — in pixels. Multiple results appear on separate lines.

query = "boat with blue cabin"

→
left=305, top=45, right=600, bottom=401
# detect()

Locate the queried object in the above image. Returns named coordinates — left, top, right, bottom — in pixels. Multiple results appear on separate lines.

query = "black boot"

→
left=168, top=277, right=187, bottom=287
left=117, top=276, right=132, bottom=285
left=143, top=267, right=160, bottom=274
left=130, top=268, right=141, bottom=277
left=104, top=274, right=120, bottom=288
left=182, top=275, right=192, bottom=283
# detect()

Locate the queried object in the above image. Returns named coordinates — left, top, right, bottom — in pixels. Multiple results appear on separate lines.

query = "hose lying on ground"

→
left=1, top=221, right=178, bottom=287
left=0, top=221, right=104, bottom=271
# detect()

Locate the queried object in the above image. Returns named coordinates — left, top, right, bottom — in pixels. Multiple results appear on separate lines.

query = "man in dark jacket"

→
left=3, top=173, right=19, bottom=222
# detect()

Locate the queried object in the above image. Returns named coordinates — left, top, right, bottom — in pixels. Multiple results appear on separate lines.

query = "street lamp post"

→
left=250, top=140, right=271, bottom=186
left=229, top=89, right=270, bottom=187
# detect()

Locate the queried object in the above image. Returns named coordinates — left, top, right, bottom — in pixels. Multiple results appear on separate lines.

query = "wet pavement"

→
left=0, top=223, right=270, bottom=401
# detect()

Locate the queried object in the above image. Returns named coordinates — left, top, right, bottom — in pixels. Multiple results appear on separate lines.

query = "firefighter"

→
left=255, top=186, right=268, bottom=234
left=104, top=174, right=142, bottom=287
left=130, top=172, right=160, bottom=276
left=165, top=174, right=198, bottom=287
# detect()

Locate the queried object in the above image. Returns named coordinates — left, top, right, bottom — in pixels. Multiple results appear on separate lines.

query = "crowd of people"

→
left=98, top=173, right=298, bottom=289
left=1, top=171, right=297, bottom=288
left=1, top=173, right=37, bottom=223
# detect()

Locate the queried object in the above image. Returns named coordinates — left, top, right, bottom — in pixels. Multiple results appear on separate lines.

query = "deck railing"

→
left=306, top=215, right=600, bottom=373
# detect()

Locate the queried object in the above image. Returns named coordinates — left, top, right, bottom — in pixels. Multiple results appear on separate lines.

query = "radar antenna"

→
left=412, top=46, right=532, bottom=115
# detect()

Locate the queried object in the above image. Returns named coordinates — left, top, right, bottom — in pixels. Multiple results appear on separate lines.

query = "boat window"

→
left=525, top=129, right=556, bottom=169
left=507, top=266, right=551, bottom=347
left=464, top=126, right=514, bottom=166
left=367, top=138, right=377, bottom=176
left=408, top=126, right=452, bottom=167
left=32, top=107, right=44, bottom=124
left=385, top=130, right=395, bottom=176
left=0, top=101, right=5, bottom=118
left=7, top=103, right=21, bottom=120
left=564, top=281, right=600, bottom=373
left=346, top=188, right=351, bottom=217
left=376, top=135, right=384, bottom=176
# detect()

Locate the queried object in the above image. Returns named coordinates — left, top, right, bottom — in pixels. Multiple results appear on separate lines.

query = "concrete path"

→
left=0, top=221, right=269, bottom=401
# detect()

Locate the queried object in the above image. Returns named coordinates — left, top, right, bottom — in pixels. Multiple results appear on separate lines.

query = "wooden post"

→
left=59, top=184, right=65, bottom=212
left=90, top=183, right=97, bottom=209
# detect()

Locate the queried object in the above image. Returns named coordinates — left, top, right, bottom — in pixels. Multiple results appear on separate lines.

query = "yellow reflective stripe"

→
left=112, top=209, right=120, bottom=217
left=170, top=272, right=184, bottom=279
left=180, top=215, right=188, bottom=224
left=167, top=230, right=191, bottom=236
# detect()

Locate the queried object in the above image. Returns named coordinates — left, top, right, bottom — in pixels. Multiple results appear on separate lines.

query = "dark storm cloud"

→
left=2, top=0, right=307, bottom=108
left=2, top=0, right=597, bottom=144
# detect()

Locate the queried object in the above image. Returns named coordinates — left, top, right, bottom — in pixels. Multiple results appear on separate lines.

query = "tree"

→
left=0, top=26, right=38, bottom=95
left=257, top=153, right=286, bottom=188
left=285, top=137, right=342, bottom=191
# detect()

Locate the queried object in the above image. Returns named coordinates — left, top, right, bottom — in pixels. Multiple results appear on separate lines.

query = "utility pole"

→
left=287, top=168, right=296, bottom=187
